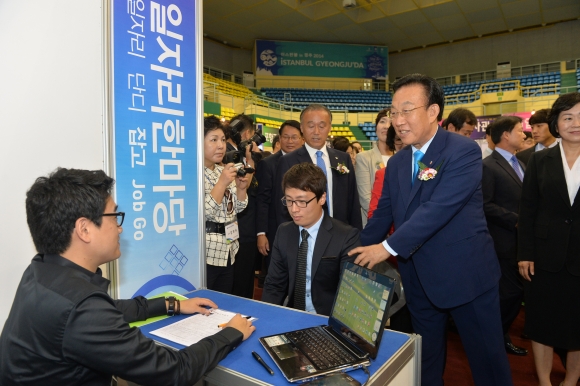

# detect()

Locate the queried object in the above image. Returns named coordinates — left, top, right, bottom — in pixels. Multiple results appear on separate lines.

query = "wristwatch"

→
left=167, top=296, right=176, bottom=316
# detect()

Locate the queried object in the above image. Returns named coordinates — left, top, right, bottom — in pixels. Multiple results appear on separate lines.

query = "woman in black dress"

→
left=518, top=92, right=580, bottom=386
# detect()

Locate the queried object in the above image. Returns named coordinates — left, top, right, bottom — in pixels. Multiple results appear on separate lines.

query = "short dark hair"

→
left=300, top=104, right=332, bottom=122
left=529, top=109, right=550, bottom=126
left=524, top=131, right=533, bottom=140
left=282, top=163, right=327, bottom=200
left=230, top=113, right=254, bottom=134
left=26, top=168, right=114, bottom=255
left=271, top=134, right=280, bottom=149
left=386, top=125, right=397, bottom=152
left=204, top=115, right=225, bottom=137
left=392, top=74, right=445, bottom=121
left=489, top=116, right=522, bottom=145
left=331, top=136, right=351, bottom=153
left=444, top=108, right=477, bottom=131
left=548, top=92, right=580, bottom=138
left=279, top=120, right=301, bottom=136
left=375, top=108, right=390, bottom=125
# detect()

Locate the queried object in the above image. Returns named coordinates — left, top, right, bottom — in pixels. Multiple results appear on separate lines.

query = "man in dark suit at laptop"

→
left=274, top=104, right=362, bottom=231
left=349, top=74, right=512, bottom=386
left=516, top=108, right=557, bottom=166
left=482, top=116, right=528, bottom=357
left=255, top=120, right=303, bottom=272
left=262, top=163, right=360, bottom=316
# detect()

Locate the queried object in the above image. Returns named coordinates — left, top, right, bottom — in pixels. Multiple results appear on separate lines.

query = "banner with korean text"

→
left=255, top=40, right=388, bottom=79
left=111, top=0, right=202, bottom=298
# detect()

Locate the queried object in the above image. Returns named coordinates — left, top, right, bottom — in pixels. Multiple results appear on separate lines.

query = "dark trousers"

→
left=206, top=254, right=234, bottom=294
left=406, top=261, right=513, bottom=386
left=232, top=241, right=258, bottom=299
left=498, top=258, right=524, bottom=342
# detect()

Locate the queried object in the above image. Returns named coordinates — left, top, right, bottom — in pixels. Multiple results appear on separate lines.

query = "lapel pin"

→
left=430, top=161, right=433, bottom=165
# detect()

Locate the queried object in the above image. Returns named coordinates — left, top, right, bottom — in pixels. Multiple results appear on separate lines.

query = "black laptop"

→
left=259, top=262, right=396, bottom=383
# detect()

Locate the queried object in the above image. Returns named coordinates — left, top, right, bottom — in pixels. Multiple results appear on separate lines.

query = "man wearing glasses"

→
left=0, top=168, right=255, bottom=385
left=349, top=74, right=512, bottom=386
left=261, top=163, right=360, bottom=316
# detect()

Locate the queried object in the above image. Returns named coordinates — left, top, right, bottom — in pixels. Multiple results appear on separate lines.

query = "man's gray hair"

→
left=300, top=104, right=333, bottom=122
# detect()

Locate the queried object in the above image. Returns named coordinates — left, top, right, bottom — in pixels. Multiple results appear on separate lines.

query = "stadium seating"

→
left=443, top=72, right=562, bottom=105
left=359, top=122, right=377, bottom=141
left=204, top=73, right=253, bottom=99
left=260, top=88, right=391, bottom=112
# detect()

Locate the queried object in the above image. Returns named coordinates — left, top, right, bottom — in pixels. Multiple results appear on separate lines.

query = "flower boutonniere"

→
left=417, top=160, right=444, bottom=182
left=375, top=161, right=385, bottom=170
left=332, top=163, right=350, bottom=174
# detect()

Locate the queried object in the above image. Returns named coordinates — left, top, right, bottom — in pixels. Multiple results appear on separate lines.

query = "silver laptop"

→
left=259, top=262, right=396, bottom=383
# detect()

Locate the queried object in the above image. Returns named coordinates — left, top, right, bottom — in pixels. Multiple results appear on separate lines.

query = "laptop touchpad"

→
left=272, top=343, right=298, bottom=360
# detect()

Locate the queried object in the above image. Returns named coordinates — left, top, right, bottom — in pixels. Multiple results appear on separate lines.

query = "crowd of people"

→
left=1, top=74, right=578, bottom=386
left=201, top=75, right=580, bottom=386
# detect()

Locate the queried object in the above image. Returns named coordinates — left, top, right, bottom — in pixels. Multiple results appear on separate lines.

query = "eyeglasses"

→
left=102, top=212, right=125, bottom=227
left=224, top=189, right=234, bottom=214
left=281, top=196, right=317, bottom=208
left=390, top=105, right=427, bottom=119
left=281, top=135, right=301, bottom=141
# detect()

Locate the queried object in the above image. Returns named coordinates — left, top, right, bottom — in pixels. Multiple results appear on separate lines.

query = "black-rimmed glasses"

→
left=281, top=196, right=317, bottom=208
left=102, top=212, right=125, bottom=227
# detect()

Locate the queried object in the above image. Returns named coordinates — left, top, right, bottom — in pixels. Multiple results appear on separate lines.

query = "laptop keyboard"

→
left=286, top=327, right=355, bottom=370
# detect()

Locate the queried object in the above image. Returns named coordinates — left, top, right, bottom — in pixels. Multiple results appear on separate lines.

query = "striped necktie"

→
left=294, top=229, right=309, bottom=311
left=510, top=155, right=524, bottom=182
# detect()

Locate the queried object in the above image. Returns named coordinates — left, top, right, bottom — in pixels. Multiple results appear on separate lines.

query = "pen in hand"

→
left=218, top=315, right=252, bottom=328
left=252, top=351, right=274, bottom=375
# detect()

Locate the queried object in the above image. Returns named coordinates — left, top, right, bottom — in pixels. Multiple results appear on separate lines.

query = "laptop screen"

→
left=328, top=262, right=395, bottom=358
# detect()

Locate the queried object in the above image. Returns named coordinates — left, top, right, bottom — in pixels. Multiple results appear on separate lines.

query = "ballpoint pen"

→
left=217, top=315, right=252, bottom=328
left=252, top=351, right=274, bottom=375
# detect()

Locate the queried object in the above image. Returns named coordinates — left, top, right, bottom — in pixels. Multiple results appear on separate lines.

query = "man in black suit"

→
left=483, top=115, right=528, bottom=356
left=262, top=163, right=360, bottom=316
left=516, top=109, right=557, bottom=166
left=255, top=120, right=303, bottom=272
left=275, top=104, right=362, bottom=230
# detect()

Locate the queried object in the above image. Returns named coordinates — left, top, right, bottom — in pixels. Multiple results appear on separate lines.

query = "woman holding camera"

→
left=204, top=116, right=253, bottom=294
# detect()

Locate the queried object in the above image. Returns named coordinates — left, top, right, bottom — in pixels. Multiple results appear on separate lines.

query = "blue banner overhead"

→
left=111, top=0, right=202, bottom=298
left=255, top=39, right=388, bottom=79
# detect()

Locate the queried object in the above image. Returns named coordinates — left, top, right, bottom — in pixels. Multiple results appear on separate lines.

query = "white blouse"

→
left=559, top=143, right=580, bottom=206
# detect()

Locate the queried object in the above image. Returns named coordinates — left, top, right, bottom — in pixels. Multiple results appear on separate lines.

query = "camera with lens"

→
left=227, top=118, right=266, bottom=164
left=233, top=163, right=255, bottom=177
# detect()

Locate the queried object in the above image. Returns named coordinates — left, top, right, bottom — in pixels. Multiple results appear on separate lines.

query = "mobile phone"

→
left=301, top=373, right=361, bottom=386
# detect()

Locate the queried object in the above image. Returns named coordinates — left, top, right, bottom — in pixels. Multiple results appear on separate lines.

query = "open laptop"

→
left=259, top=262, right=396, bottom=383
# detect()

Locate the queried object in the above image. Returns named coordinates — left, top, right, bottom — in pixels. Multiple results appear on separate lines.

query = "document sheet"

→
left=150, top=309, right=256, bottom=346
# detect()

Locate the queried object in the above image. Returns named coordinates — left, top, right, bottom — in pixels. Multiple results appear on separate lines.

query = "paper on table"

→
left=149, top=309, right=257, bottom=346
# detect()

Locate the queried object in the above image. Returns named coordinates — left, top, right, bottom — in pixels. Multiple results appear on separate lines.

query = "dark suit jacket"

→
left=255, top=151, right=284, bottom=248
left=362, top=128, right=500, bottom=309
left=515, top=146, right=535, bottom=166
left=274, top=146, right=363, bottom=230
left=518, top=145, right=580, bottom=276
left=482, top=150, right=525, bottom=260
left=262, top=215, right=360, bottom=315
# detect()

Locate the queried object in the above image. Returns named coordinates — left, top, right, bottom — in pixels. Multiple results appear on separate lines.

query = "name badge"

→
left=225, top=221, right=239, bottom=244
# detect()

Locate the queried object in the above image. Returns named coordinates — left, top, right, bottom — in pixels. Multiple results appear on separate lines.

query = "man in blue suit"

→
left=349, top=74, right=512, bottom=386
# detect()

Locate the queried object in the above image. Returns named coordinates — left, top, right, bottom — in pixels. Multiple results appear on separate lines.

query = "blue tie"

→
left=412, top=150, right=425, bottom=186
left=316, top=151, right=329, bottom=214
left=510, top=155, right=524, bottom=182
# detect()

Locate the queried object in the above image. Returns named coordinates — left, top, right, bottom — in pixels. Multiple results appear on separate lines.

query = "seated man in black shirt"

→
left=0, top=168, right=255, bottom=386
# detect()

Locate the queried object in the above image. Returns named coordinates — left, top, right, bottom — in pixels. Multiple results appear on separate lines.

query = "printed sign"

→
left=112, top=0, right=201, bottom=298
left=255, top=40, right=388, bottom=79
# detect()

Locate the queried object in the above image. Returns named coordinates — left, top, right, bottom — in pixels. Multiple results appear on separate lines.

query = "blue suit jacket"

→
left=362, top=128, right=500, bottom=309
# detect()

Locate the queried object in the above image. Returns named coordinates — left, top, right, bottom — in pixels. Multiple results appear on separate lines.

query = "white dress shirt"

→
left=299, top=212, right=324, bottom=313
left=559, top=143, right=580, bottom=205
left=304, top=143, right=333, bottom=216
